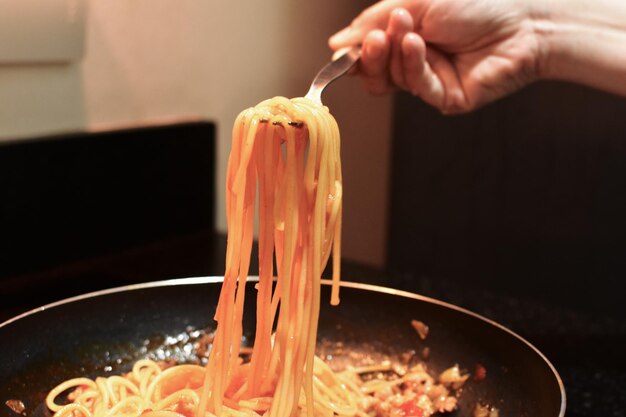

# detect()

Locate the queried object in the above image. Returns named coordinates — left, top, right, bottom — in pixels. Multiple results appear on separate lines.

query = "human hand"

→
left=329, top=0, right=546, bottom=114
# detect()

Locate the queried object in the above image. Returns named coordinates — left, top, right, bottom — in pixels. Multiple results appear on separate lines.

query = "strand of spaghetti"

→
left=321, top=116, right=340, bottom=267
left=303, top=107, right=319, bottom=202
left=297, top=103, right=317, bottom=415
left=229, top=117, right=258, bottom=313
left=210, top=271, right=230, bottom=410
left=153, top=389, right=199, bottom=411
left=298, top=102, right=320, bottom=417
left=273, top=124, right=297, bottom=417
left=269, top=124, right=299, bottom=417
left=330, top=113, right=343, bottom=306
left=289, top=199, right=309, bottom=415
left=106, top=376, right=138, bottom=404
left=47, top=378, right=97, bottom=412
left=289, top=126, right=311, bottom=414
left=204, top=113, right=244, bottom=414
left=146, top=365, right=204, bottom=404
left=228, top=144, right=257, bottom=387
left=282, top=121, right=306, bottom=416
left=261, top=337, right=280, bottom=396
left=196, top=350, right=214, bottom=414
left=237, top=397, right=272, bottom=412
left=232, top=115, right=258, bottom=193
left=222, top=111, right=246, bottom=287
left=74, top=390, right=98, bottom=409
left=93, top=387, right=106, bottom=417
left=271, top=132, right=286, bottom=322
left=259, top=125, right=275, bottom=363
left=95, top=378, right=110, bottom=408
left=305, top=112, right=329, bottom=417
left=286, top=125, right=310, bottom=416
left=312, top=376, right=357, bottom=416
left=53, top=403, right=92, bottom=417
left=212, top=116, right=258, bottom=414
left=262, top=128, right=280, bottom=380
left=132, top=360, right=160, bottom=397
left=246, top=124, right=275, bottom=398
left=331, top=203, right=343, bottom=306
left=141, top=411, right=185, bottom=417
left=304, top=111, right=321, bottom=369
left=261, top=133, right=284, bottom=399
left=312, top=360, right=358, bottom=410
left=104, top=396, right=144, bottom=417
left=198, top=112, right=247, bottom=414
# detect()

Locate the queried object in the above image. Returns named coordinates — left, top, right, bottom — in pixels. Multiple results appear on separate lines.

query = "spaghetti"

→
left=197, top=96, right=343, bottom=416
left=45, top=98, right=466, bottom=417
left=48, top=96, right=345, bottom=417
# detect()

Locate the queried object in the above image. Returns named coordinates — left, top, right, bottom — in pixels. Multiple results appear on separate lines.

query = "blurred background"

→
left=1, top=1, right=625, bottom=416
left=0, top=0, right=392, bottom=303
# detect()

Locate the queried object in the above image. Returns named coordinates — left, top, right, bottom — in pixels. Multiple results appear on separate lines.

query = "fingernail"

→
left=329, top=27, right=351, bottom=46
left=402, top=33, right=420, bottom=55
left=391, top=8, right=408, bottom=18
left=405, top=32, right=419, bottom=43
left=390, top=8, right=412, bottom=31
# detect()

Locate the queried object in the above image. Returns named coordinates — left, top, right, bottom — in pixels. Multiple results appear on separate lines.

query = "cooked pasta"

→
left=45, top=97, right=465, bottom=417
left=198, top=96, right=343, bottom=417
left=48, top=96, right=345, bottom=417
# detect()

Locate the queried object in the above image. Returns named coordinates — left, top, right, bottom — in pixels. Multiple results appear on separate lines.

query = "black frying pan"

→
left=0, top=278, right=565, bottom=417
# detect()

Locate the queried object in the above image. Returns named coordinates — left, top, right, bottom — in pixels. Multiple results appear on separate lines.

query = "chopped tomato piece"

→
left=474, top=363, right=487, bottom=382
left=399, top=399, right=424, bottom=416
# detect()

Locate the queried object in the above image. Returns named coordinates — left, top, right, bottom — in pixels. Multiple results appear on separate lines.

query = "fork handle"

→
left=305, top=47, right=361, bottom=104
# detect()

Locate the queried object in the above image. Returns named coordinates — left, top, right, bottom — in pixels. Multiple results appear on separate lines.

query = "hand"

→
left=329, top=0, right=546, bottom=114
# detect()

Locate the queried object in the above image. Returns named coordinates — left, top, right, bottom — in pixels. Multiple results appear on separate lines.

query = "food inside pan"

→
left=43, top=323, right=491, bottom=417
left=0, top=280, right=565, bottom=417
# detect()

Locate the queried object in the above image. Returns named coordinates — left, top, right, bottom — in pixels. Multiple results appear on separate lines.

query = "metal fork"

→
left=261, top=46, right=361, bottom=127
left=304, top=46, right=361, bottom=104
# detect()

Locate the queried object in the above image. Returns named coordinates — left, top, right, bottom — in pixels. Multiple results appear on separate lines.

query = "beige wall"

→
left=0, top=0, right=391, bottom=269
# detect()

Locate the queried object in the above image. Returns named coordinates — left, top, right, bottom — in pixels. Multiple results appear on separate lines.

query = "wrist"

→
left=528, top=0, right=626, bottom=92
left=524, top=0, right=556, bottom=80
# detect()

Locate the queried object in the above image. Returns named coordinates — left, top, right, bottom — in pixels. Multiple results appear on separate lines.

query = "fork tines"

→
left=259, top=118, right=304, bottom=128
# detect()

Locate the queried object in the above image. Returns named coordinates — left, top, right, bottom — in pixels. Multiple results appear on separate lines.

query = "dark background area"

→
left=389, top=82, right=626, bottom=316
left=0, top=122, right=219, bottom=317
left=1, top=83, right=625, bottom=416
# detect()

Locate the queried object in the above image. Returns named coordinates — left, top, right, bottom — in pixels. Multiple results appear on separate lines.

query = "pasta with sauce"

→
left=46, top=97, right=466, bottom=417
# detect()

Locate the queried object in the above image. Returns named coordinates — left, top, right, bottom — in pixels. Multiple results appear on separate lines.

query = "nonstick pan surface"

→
left=0, top=277, right=565, bottom=417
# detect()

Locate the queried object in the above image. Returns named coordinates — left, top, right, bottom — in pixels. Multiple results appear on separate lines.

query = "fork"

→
left=304, top=46, right=361, bottom=104
left=260, top=46, right=361, bottom=127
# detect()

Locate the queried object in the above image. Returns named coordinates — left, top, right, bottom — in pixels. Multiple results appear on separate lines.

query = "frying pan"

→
left=0, top=277, right=566, bottom=417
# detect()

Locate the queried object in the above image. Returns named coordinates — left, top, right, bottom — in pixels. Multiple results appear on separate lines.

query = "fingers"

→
left=401, top=32, right=445, bottom=108
left=329, top=0, right=425, bottom=49
left=423, top=48, right=468, bottom=114
left=328, top=2, right=468, bottom=113
left=356, top=8, right=434, bottom=98
left=387, top=8, right=414, bottom=90
left=359, top=28, right=467, bottom=113
left=360, top=29, right=393, bottom=95
left=345, top=7, right=420, bottom=96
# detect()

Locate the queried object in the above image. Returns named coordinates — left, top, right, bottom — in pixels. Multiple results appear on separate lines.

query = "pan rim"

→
left=0, top=276, right=566, bottom=417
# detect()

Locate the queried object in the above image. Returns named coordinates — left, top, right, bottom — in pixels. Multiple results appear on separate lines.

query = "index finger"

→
left=329, top=0, right=428, bottom=49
